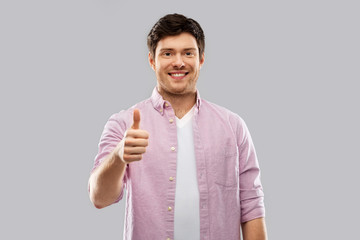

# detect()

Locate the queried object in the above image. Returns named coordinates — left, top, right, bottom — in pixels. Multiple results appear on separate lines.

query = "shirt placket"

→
left=164, top=103, right=178, bottom=240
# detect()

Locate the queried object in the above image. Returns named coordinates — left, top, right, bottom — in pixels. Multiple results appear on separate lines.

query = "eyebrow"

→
left=159, top=48, right=197, bottom=52
left=159, top=48, right=174, bottom=52
left=183, top=48, right=198, bottom=52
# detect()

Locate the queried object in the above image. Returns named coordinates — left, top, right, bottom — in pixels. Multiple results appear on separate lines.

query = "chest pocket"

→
left=207, top=147, right=239, bottom=187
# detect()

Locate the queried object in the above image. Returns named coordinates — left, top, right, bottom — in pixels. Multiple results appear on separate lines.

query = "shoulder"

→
left=200, top=99, right=246, bottom=126
left=105, top=98, right=152, bottom=133
left=200, top=99, right=250, bottom=141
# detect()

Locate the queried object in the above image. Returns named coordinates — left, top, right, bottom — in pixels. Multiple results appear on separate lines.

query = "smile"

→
left=170, top=73, right=186, bottom=77
left=168, top=72, right=189, bottom=79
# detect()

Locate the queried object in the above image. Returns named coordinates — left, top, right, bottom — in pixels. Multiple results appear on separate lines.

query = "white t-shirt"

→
left=174, top=106, right=200, bottom=240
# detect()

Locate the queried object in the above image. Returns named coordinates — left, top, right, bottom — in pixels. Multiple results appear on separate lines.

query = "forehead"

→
left=156, top=32, right=198, bottom=52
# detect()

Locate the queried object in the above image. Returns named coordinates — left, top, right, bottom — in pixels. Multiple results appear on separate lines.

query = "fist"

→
left=121, top=109, right=149, bottom=163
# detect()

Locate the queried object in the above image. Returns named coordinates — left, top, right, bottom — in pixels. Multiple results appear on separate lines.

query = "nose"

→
left=172, top=54, right=185, bottom=68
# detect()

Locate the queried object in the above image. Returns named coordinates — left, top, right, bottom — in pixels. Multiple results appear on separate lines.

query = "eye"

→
left=185, top=52, right=195, bottom=57
left=163, top=52, right=172, bottom=57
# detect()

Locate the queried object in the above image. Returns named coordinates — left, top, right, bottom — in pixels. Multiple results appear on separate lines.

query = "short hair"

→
left=147, top=13, right=205, bottom=59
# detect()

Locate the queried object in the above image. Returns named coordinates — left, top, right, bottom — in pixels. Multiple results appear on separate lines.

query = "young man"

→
left=88, top=13, right=267, bottom=240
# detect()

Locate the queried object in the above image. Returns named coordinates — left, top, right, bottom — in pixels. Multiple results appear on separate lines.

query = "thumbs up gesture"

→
left=120, top=109, right=149, bottom=163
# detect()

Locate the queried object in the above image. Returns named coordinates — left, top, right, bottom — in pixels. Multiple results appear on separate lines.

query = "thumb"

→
left=132, top=109, right=140, bottom=129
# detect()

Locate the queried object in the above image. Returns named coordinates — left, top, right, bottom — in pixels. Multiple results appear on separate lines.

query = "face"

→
left=149, top=32, right=205, bottom=97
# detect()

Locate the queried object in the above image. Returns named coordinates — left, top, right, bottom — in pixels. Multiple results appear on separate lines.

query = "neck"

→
left=159, top=89, right=197, bottom=119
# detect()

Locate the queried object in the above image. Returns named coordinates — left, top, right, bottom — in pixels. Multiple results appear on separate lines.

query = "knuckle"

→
left=123, top=147, right=130, bottom=154
left=126, top=139, right=135, bottom=146
left=126, top=129, right=133, bottom=135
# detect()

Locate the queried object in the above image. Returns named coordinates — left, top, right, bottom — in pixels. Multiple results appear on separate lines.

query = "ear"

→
left=148, top=52, right=156, bottom=71
left=199, top=52, right=205, bottom=69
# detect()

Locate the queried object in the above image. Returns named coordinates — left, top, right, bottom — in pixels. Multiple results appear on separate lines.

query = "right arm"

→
left=88, top=109, right=149, bottom=209
left=88, top=142, right=127, bottom=209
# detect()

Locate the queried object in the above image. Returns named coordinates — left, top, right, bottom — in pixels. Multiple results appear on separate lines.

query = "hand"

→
left=120, top=109, right=149, bottom=163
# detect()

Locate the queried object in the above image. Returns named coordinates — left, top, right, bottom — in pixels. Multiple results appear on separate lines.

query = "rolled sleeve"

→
left=237, top=117, right=265, bottom=223
left=90, top=111, right=130, bottom=202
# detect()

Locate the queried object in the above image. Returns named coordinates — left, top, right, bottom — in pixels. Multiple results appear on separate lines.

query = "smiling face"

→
left=149, top=32, right=205, bottom=97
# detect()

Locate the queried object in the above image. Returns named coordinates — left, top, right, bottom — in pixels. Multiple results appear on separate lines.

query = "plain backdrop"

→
left=1, top=0, right=359, bottom=239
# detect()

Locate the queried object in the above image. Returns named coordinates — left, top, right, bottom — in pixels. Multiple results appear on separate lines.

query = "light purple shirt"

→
left=91, top=88, right=265, bottom=240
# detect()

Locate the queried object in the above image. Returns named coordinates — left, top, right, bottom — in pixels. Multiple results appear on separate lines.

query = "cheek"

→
left=156, top=62, right=169, bottom=72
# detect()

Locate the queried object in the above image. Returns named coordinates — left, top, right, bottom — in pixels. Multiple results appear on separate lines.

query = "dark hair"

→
left=147, top=13, right=205, bottom=59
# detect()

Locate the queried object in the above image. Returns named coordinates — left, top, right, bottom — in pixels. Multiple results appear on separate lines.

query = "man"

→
left=89, top=13, right=267, bottom=240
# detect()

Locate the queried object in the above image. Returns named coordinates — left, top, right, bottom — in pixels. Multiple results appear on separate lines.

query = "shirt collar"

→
left=150, top=87, right=202, bottom=115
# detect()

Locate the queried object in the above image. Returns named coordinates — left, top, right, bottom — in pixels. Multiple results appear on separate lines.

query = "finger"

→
left=123, top=154, right=142, bottom=162
left=132, top=109, right=140, bottom=129
left=125, top=138, right=149, bottom=147
left=124, top=146, right=147, bottom=154
left=126, top=129, right=149, bottom=139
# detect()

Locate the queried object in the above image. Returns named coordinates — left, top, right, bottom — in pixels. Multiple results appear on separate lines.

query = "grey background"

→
left=1, top=0, right=359, bottom=239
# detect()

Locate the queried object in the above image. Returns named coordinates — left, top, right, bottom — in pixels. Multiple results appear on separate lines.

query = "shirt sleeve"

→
left=90, top=111, right=129, bottom=202
left=236, top=116, right=265, bottom=223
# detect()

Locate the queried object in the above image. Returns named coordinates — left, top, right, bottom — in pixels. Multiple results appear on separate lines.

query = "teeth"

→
left=171, top=73, right=185, bottom=77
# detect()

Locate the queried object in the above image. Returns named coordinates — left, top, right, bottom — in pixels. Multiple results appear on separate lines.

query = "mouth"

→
left=168, top=71, right=189, bottom=79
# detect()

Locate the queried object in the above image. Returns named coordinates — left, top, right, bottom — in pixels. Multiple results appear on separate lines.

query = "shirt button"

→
left=167, top=238, right=171, bottom=240
left=168, top=206, right=172, bottom=211
left=169, top=118, right=174, bottom=123
left=165, top=103, right=169, bottom=107
left=169, top=177, right=174, bottom=181
left=160, top=109, right=163, bottom=112
left=171, top=147, right=175, bottom=151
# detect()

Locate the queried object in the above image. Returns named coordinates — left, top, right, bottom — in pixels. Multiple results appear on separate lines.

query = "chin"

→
left=169, top=89, right=186, bottom=95
left=167, top=84, right=187, bottom=93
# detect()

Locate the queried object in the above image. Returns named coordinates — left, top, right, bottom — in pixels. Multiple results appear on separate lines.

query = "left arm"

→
left=235, top=115, right=267, bottom=239
left=241, top=217, right=267, bottom=240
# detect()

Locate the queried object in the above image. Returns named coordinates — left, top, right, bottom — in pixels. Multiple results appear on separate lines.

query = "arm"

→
left=235, top=115, right=267, bottom=236
left=88, top=109, right=149, bottom=209
left=241, top=217, right=268, bottom=240
left=88, top=142, right=127, bottom=209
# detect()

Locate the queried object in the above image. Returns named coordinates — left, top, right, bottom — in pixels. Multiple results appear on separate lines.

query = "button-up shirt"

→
left=91, top=88, right=265, bottom=240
